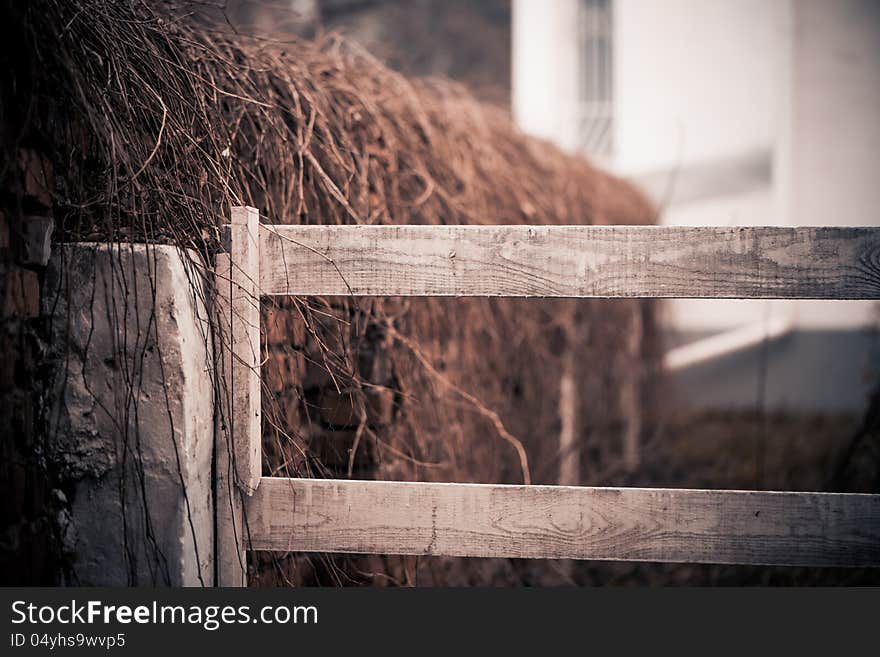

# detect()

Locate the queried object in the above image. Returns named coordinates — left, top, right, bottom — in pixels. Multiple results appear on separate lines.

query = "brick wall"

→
left=0, top=148, right=59, bottom=584
left=261, top=298, right=396, bottom=480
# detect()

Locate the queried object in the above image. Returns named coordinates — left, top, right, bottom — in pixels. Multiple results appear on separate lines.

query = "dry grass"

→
left=4, top=0, right=659, bottom=586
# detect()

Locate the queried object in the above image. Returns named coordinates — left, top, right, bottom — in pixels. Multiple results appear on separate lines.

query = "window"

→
left=576, top=0, right=614, bottom=157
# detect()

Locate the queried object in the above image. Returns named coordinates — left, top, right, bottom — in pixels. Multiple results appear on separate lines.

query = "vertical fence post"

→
left=215, top=205, right=262, bottom=586
left=620, top=302, right=643, bottom=472
left=558, top=355, right=579, bottom=487
left=557, top=352, right=579, bottom=582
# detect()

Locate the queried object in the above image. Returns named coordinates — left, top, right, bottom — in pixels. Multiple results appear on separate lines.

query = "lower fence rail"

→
left=245, top=477, right=880, bottom=568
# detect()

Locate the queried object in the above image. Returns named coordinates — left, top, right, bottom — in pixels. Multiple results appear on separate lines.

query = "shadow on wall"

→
left=669, top=329, right=880, bottom=414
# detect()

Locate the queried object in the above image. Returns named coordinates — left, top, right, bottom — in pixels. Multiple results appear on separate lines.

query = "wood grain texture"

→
left=213, top=405, right=246, bottom=586
left=247, top=477, right=880, bottom=567
left=214, top=252, right=246, bottom=586
left=217, top=207, right=262, bottom=495
left=258, top=225, right=880, bottom=299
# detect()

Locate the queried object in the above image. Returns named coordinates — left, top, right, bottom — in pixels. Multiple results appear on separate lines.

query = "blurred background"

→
left=224, top=0, right=879, bottom=421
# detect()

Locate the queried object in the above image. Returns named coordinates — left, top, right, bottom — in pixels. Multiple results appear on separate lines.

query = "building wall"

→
left=616, top=0, right=878, bottom=334
left=512, top=0, right=582, bottom=151
left=513, top=0, right=879, bottom=411
left=609, top=0, right=785, bottom=333
left=782, top=0, right=880, bottom=330
left=667, top=0, right=880, bottom=334
left=669, top=0, right=880, bottom=412
left=612, top=0, right=783, bottom=174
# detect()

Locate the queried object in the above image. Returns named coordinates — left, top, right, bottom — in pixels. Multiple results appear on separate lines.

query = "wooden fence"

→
left=214, top=206, right=880, bottom=586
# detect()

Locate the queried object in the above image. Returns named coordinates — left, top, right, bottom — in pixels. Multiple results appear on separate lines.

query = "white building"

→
left=513, top=0, right=879, bottom=412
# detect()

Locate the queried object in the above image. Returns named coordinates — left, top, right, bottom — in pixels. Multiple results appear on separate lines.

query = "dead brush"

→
left=3, top=0, right=660, bottom=586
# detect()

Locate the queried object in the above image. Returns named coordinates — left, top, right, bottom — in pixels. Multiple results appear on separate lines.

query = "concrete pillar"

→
left=44, top=244, right=214, bottom=586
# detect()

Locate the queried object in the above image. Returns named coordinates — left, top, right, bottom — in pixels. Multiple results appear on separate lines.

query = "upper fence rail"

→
left=258, top=224, right=880, bottom=299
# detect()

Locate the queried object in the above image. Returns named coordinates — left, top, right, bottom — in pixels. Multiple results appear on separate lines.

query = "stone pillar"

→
left=45, top=244, right=214, bottom=586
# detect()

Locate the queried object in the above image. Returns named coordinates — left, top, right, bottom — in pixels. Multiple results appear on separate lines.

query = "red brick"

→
left=366, top=388, right=396, bottom=426
left=18, top=149, right=53, bottom=207
left=21, top=216, right=54, bottom=266
left=308, top=428, right=376, bottom=471
left=316, top=389, right=360, bottom=428
left=0, top=211, right=9, bottom=251
left=0, top=330, right=15, bottom=390
left=368, top=353, right=394, bottom=385
left=280, top=390, right=301, bottom=432
left=288, top=350, right=307, bottom=385
left=265, top=348, right=306, bottom=394
left=3, top=268, right=40, bottom=319
left=263, top=306, right=290, bottom=347
left=313, top=387, right=396, bottom=428
left=263, top=350, right=289, bottom=394
left=302, top=360, right=334, bottom=389
left=263, top=305, right=306, bottom=347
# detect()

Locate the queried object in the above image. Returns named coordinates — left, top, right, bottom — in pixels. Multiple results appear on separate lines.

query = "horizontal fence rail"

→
left=246, top=478, right=880, bottom=567
left=259, top=224, right=880, bottom=298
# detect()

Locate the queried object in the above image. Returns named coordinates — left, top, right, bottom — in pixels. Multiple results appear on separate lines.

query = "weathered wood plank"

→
left=247, top=478, right=880, bottom=567
left=214, top=250, right=248, bottom=586
left=213, top=391, right=246, bottom=586
left=213, top=207, right=262, bottom=585
left=259, top=225, right=880, bottom=299
left=217, top=207, right=262, bottom=495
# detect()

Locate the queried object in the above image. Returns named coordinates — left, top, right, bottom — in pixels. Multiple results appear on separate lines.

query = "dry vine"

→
left=3, top=0, right=660, bottom=586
